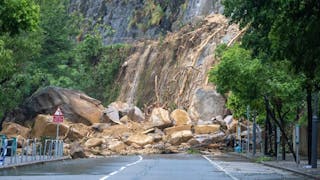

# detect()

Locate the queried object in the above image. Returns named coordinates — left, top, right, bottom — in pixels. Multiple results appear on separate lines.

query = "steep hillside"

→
left=117, top=14, right=239, bottom=119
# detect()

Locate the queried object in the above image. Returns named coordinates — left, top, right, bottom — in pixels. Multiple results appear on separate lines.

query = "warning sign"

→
left=53, top=107, right=64, bottom=123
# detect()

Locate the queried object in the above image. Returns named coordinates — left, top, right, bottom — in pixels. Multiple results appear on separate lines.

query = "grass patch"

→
left=187, top=148, right=201, bottom=154
left=255, top=156, right=272, bottom=163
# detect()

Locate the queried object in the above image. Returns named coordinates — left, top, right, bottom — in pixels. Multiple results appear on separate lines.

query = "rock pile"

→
left=1, top=101, right=238, bottom=159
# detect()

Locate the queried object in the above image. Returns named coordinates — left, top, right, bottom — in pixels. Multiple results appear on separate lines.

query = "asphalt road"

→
left=0, top=153, right=309, bottom=180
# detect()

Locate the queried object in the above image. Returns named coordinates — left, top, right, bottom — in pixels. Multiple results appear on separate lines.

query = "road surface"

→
left=0, top=153, right=309, bottom=180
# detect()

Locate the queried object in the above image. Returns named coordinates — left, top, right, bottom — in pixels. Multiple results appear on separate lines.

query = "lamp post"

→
left=311, top=92, right=318, bottom=168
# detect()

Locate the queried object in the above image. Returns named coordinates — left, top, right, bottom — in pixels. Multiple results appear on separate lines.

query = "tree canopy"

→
left=0, top=0, right=39, bottom=35
left=0, top=0, right=130, bottom=119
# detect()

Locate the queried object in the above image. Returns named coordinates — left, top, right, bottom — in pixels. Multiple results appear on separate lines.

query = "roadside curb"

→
left=261, top=162, right=319, bottom=180
left=229, top=152, right=318, bottom=179
left=0, top=156, right=71, bottom=170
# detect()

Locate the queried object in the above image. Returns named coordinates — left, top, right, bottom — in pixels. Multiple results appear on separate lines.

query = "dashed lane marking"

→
left=99, top=155, right=143, bottom=180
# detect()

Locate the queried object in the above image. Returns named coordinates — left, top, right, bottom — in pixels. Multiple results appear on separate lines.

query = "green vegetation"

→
left=127, top=0, right=185, bottom=32
left=186, top=148, right=201, bottom=154
left=210, top=0, right=320, bottom=161
left=0, top=0, right=39, bottom=36
left=0, top=0, right=130, bottom=119
left=255, top=156, right=272, bottom=163
left=128, top=0, right=165, bottom=32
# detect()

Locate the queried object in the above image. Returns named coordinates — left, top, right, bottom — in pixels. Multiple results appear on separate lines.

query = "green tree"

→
left=0, top=0, right=39, bottom=35
left=223, top=0, right=320, bottom=164
left=209, top=45, right=305, bottom=159
left=0, top=0, right=40, bottom=119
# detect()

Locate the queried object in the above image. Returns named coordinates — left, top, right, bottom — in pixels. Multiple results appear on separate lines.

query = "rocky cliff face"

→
left=69, top=0, right=238, bottom=120
left=69, top=0, right=223, bottom=44
left=117, top=14, right=238, bottom=120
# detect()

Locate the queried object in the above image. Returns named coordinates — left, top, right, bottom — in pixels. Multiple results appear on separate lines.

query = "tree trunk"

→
left=281, top=118, right=286, bottom=160
left=264, top=96, right=296, bottom=161
left=264, top=99, right=270, bottom=155
left=307, top=88, right=312, bottom=165
left=268, top=120, right=273, bottom=155
left=274, top=124, right=277, bottom=157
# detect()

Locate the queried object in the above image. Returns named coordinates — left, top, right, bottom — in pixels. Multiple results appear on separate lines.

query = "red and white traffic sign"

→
left=53, top=107, right=64, bottom=123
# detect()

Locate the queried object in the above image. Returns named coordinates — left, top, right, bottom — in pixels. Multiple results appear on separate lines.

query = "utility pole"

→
left=246, top=105, right=250, bottom=155
left=311, top=92, right=318, bottom=168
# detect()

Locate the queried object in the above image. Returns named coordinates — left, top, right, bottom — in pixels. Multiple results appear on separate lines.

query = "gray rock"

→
left=70, top=142, right=87, bottom=159
left=102, top=106, right=121, bottom=124
left=91, top=123, right=110, bottom=132
left=188, top=88, right=226, bottom=121
left=127, top=106, right=145, bottom=122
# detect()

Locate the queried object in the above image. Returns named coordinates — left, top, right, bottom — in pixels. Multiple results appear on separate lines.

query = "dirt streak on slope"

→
left=118, top=14, right=239, bottom=110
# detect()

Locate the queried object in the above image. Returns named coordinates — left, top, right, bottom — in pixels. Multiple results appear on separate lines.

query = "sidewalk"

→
left=232, top=152, right=320, bottom=179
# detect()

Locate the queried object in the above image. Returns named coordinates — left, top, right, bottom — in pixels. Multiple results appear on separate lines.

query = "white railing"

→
left=0, top=137, right=64, bottom=166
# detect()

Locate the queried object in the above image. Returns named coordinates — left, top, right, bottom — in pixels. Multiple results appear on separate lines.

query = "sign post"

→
left=53, top=107, right=64, bottom=140
left=53, top=107, right=63, bottom=158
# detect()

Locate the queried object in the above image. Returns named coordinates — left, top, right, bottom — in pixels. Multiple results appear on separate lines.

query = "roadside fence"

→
left=0, top=136, right=64, bottom=166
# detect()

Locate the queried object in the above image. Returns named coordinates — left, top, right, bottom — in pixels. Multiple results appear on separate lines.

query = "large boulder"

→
left=31, top=114, right=68, bottom=138
left=102, top=102, right=145, bottom=123
left=70, top=142, right=87, bottom=159
left=101, top=106, right=121, bottom=124
left=109, top=101, right=131, bottom=116
left=64, top=123, right=89, bottom=141
left=127, top=106, right=145, bottom=122
left=212, top=115, right=227, bottom=130
left=194, top=131, right=226, bottom=144
left=188, top=88, right=226, bottom=121
left=149, top=108, right=172, bottom=129
left=164, top=125, right=192, bottom=136
left=224, top=115, right=237, bottom=133
left=224, top=115, right=233, bottom=127
left=0, top=122, right=30, bottom=138
left=168, top=130, right=193, bottom=145
left=31, top=114, right=85, bottom=140
left=108, top=140, right=127, bottom=153
left=84, top=138, right=104, bottom=148
left=194, top=124, right=220, bottom=134
left=126, top=133, right=154, bottom=146
left=3, top=86, right=105, bottom=125
left=170, top=109, right=191, bottom=126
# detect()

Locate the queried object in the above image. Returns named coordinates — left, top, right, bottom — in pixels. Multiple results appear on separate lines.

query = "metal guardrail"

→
left=0, top=137, right=64, bottom=166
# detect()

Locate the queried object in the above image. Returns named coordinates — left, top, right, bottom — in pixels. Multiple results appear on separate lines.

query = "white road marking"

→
left=99, top=155, right=143, bottom=180
left=202, top=155, right=239, bottom=180
left=126, top=155, right=143, bottom=166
